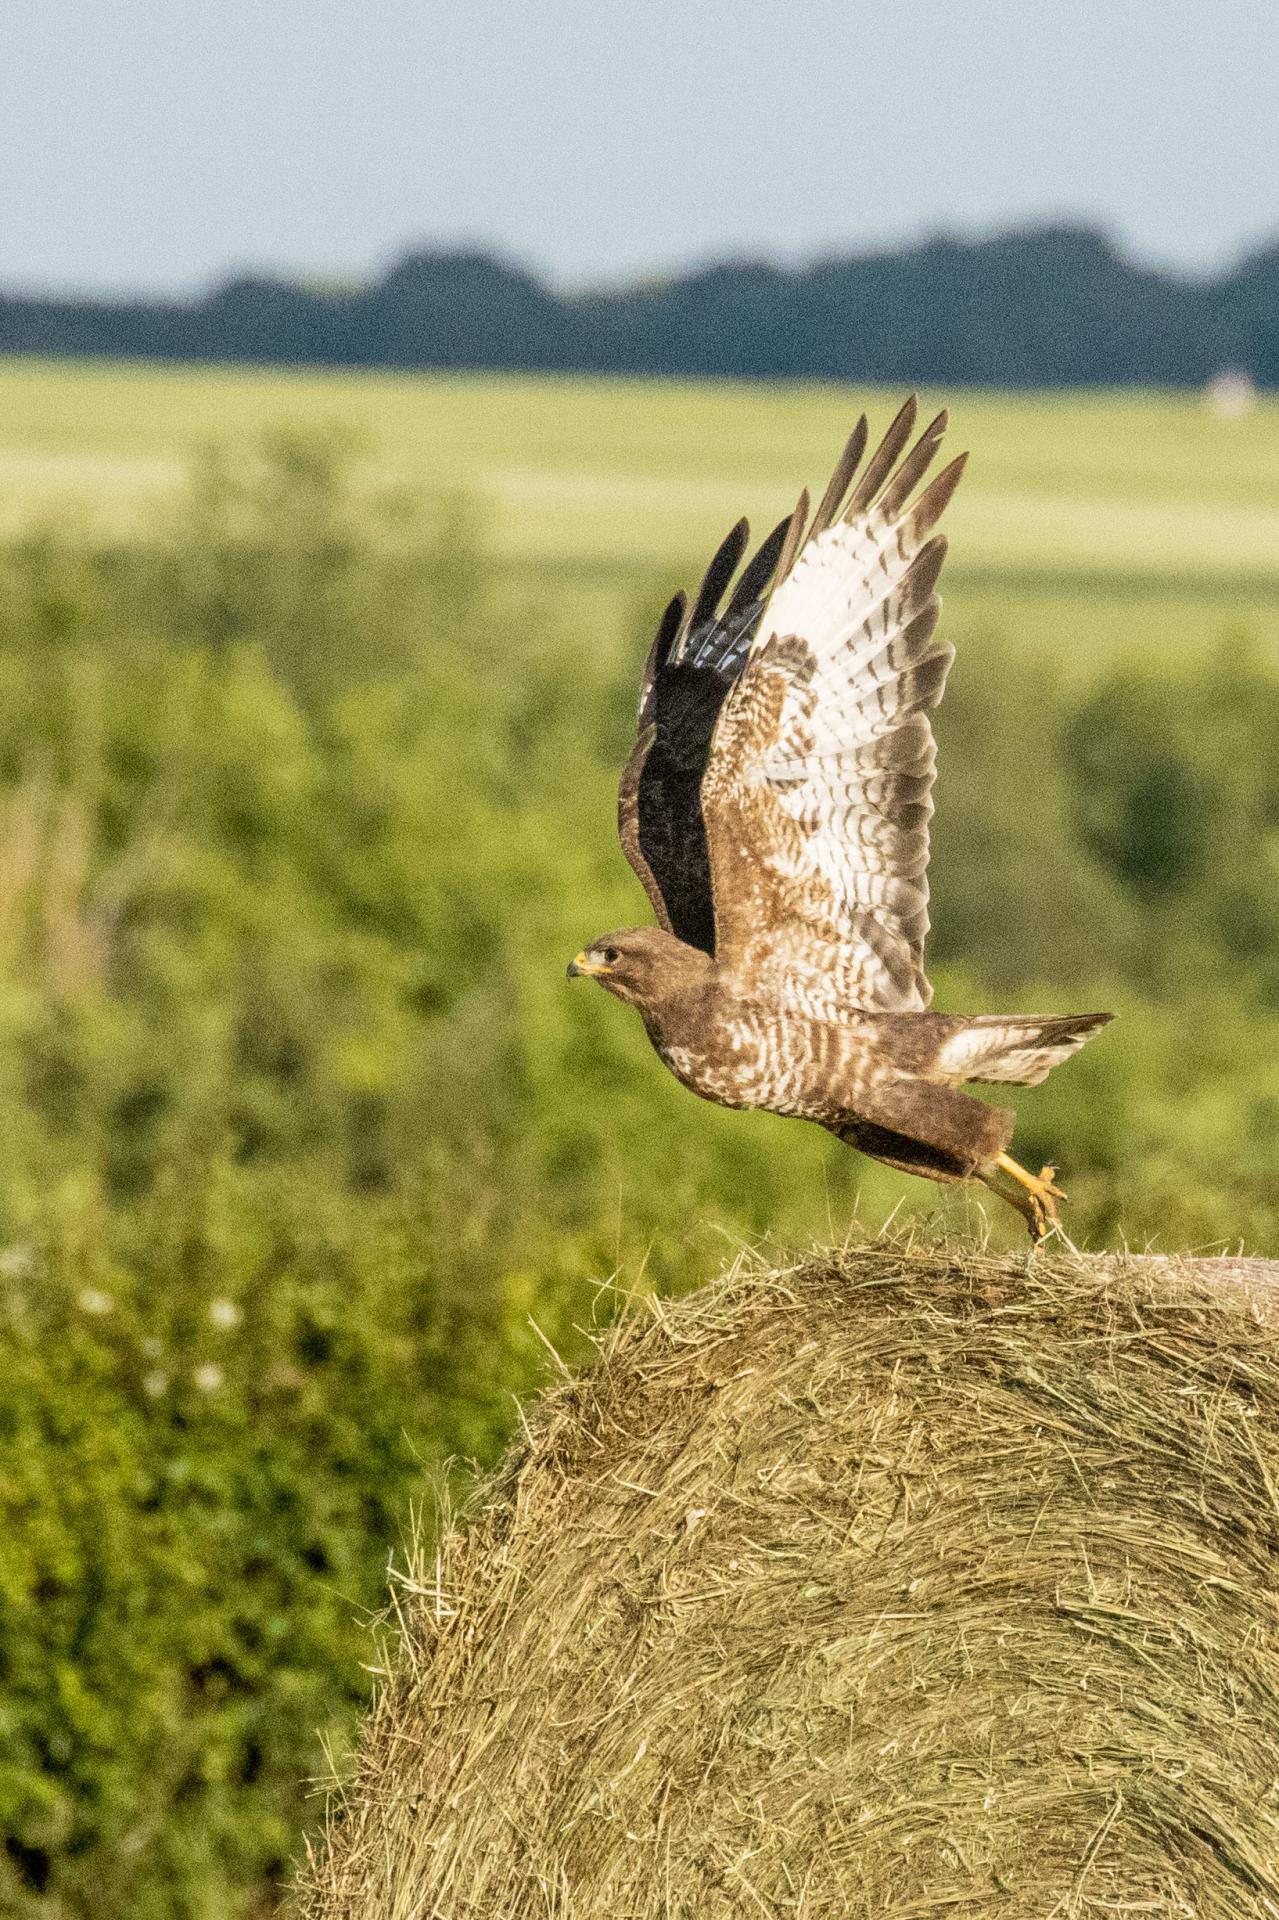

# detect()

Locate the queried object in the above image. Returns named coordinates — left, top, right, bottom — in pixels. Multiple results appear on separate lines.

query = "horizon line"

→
left=4, top=216, right=1276, bottom=312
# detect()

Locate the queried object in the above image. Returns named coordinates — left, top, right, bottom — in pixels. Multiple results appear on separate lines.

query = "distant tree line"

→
left=3, top=225, right=1278, bottom=385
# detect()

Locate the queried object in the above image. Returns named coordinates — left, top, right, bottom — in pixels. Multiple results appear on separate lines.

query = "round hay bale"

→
left=299, top=1245, right=1279, bottom=1917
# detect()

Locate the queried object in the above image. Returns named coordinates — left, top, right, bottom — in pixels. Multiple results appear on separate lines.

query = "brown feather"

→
left=906, top=452, right=969, bottom=543
left=807, top=416, right=869, bottom=543
left=844, top=394, right=919, bottom=519
left=771, top=489, right=810, bottom=590
left=616, top=726, right=675, bottom=934
left=878, top=410, right=949, bottom=520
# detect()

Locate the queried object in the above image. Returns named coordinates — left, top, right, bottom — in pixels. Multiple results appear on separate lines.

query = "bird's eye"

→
left=603, top=946, right=620, bottom=965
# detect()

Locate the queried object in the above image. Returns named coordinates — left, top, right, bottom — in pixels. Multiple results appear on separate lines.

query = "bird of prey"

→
left=568, top=399, right=1112, bottom=1240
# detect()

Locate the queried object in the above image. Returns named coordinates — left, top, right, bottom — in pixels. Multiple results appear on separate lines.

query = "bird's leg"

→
left=982, top=1151, right=1068, bottom=1244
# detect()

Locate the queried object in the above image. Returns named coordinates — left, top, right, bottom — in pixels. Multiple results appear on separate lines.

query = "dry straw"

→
left=297, top=1241, right=1279, bottom=1917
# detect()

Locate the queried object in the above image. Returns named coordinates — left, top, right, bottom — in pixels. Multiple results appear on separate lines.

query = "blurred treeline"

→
left=1, top=435, right=1278, bottom=1919
left=3, top=226, right=1279, bottom=385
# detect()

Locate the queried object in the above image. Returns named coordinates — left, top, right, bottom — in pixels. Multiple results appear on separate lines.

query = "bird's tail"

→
left=934, top=1012, right=1114, bottom=1088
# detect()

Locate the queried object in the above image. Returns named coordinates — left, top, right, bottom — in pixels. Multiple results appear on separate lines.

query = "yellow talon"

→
left=993, top=1151, right=1068, bottom=1242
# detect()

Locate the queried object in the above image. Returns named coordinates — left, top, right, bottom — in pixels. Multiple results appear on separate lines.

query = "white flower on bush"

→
left=0, top=1244, right=35, bottom=1278
left=192, top=1362, right=224, bottom=1394
left=77, top=1288, right=114, bottom=1316
left=143, top=1370, right=168, bottom=1398
left=208, top=1298, right=242, bottom=1330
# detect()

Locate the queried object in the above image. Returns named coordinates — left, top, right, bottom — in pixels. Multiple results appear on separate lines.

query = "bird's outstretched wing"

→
left=617, top=502, right=805, bottom=954
left=700, top=398, right=966, bottom=1014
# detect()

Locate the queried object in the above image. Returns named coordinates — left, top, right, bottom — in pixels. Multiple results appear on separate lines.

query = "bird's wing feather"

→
left=700, top=399, right=966, bottom=1014
left=617, top=506, right=803, bottom=952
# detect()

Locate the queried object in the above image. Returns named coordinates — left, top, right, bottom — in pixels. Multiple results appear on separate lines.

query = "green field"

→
left=1, top=357, right=1278, bottom=1920
left=4, top=355, right=1279, bottom=589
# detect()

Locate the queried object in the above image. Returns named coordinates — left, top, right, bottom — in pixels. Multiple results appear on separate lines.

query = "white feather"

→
left=737, top=543, right=944, bottom=1008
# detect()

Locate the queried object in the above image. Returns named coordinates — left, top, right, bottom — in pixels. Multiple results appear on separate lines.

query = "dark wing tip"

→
left=903, top=532, right=949, bottom=609
left=907, top=451, right=968, bottom=542
left=685, top=516, right=751, bottom=641
left=844, top=395, right=921, bottom=520
left=876, top=408, right=953, bottom=521
left=725, top=511, right=795, bottom=620
left=808, top=415, right=869, bottom=543
left=636, top=588, right=688, bottom=723
left=652, top=588, right=687, bottom=666
left=773, top=488, right=811, bottom=588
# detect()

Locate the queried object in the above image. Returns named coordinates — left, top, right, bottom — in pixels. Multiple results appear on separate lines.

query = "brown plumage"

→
left=570, top=400, right=1113, bottom=1241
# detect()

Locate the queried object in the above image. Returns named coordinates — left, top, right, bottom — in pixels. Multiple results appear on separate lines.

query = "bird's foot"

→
left=994, top=1152, right=1068, bottom=1244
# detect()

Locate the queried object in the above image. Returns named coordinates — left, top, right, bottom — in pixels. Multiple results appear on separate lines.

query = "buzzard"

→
left=568, top=399, right=1111, bottom=1240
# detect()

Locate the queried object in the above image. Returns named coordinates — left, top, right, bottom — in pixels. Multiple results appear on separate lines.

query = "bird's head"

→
left=566, top=926, right=710, bottom=1010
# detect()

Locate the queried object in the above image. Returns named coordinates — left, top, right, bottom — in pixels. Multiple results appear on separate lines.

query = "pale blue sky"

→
left=4, top=0, right=1276, bottom=295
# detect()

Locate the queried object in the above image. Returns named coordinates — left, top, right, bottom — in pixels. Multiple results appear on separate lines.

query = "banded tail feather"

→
left=935, top=1013, right=1115, bottom=1088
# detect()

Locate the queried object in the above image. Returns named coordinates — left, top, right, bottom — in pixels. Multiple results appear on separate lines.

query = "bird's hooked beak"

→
left=567, top=950, right=611, bottom=979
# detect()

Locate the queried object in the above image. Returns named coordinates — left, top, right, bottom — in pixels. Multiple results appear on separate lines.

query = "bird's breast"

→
left=650, top=1007, right=847, bottom=1118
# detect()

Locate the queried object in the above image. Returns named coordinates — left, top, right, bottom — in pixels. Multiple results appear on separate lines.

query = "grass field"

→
left=2, top=358, right=1278, bottom=602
